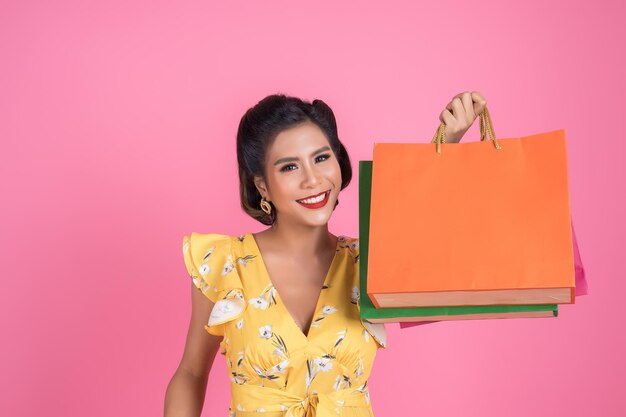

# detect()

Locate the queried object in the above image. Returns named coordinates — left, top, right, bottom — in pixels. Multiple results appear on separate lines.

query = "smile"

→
left=296, top=190, right=330, bottom=208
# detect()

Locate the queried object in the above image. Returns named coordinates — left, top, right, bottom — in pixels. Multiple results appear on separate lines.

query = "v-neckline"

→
left=247, top=233, right=342, bottom=341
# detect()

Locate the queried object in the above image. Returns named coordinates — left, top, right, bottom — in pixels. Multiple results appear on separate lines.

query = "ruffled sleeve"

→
left=346, top=236, right=387, bottom=349
left=182, top=232, right=246, bottom=336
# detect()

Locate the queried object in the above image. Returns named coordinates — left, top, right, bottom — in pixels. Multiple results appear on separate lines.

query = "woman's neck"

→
left=257, top=223, right=337, bottom=258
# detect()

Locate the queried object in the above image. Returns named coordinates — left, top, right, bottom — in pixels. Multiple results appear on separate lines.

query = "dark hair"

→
left=237, top=94, right=353, bottom=225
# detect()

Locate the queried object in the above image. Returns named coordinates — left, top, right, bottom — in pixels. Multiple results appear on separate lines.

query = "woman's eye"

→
left=279, top=154, right=331, bottom=172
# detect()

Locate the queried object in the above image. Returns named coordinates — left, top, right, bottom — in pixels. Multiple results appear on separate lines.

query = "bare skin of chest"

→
left=262, top=253, right=335, bottom=336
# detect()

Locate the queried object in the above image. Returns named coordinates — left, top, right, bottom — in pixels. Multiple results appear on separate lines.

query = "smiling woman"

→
left=167, top=94, right=390, bottom=417
left=250, top=120, right=345, bottom=230
left=167, top=92, right=480, bottom=417
left=236, top=95, right=353, bottom=227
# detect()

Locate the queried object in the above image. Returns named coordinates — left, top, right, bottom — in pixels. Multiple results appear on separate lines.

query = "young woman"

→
left=165, top=92, right=487, bottom=417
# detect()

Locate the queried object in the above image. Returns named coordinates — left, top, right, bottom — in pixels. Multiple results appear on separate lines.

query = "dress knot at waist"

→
left=231, top=383, right=371, bottom=417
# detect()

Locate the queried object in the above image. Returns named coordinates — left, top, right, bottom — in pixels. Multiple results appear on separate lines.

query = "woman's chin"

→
left=285, top=212, right=333, bottom=228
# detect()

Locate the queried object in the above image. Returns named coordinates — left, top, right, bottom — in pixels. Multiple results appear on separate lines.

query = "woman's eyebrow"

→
left=273, top=146, right=331, bottom=166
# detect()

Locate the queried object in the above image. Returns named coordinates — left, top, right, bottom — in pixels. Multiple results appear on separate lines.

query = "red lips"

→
left=296, top=191, right=330, bottom=209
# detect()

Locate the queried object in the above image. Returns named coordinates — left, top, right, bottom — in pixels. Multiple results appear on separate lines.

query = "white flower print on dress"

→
left=322, top=305, right=337, bottom=315
left=221, top=255, right=235, bottom=276
left=259, top=325, right=273, bottom=339
left=313, top=357, right=333, bottom=372
left=268, top=286, right=278, bottom=304
left=248, top=284, right=277, bottom=310
left=355, top=356, right=364, bottom=380
left=199, top=262, right=211, bottom=276
left=198, top=281, right=210, bottom=293
left=310, top=314, right=326, bottom=329
left=235, top=254, right=256, bottom=267
left=310, top=304, right=339, bottom=330
left=236, top=318, right=244, bottom=330
left=198, top=246, right=216, bottom=277
left=329, top=329, right=346, bottom=357
left=231, top=371, right=248, bottom=385
left=249, top=297, right=269, bottom=310
left=333, top=374, right=342, bottom=391
left=252, top=364, right=282, bottom=387
left=271, top=359, right=289, bottom=374
left=202, top=245, right=216, bottom=258
left=230, top=344, right=249, bottom=386
left=333, top=374, right=352, bottom=391
left=270, top=333, right=289, bottom=358
left=305, top=359, right=315, bottom=392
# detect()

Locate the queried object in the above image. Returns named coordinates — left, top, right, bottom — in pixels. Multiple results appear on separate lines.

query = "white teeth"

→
left=298, top=192, right=327, bottom=204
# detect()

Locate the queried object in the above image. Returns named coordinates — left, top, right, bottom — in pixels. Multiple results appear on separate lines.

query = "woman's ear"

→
left=253, top=175, right=269, bottom=200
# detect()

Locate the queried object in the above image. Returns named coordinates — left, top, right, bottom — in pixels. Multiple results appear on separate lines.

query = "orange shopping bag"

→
left=367, top=107, right=576, bottom=308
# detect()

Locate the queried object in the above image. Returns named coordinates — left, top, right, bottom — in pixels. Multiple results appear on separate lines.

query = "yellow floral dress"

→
left=182, top=232, right=387, bottom=417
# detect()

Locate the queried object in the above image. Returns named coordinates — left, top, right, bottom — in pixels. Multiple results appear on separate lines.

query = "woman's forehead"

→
left=268, top=122, right=330, bottom=156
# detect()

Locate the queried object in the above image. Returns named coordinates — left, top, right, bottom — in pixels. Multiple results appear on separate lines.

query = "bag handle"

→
left=430, top=106, right=503, bottom=154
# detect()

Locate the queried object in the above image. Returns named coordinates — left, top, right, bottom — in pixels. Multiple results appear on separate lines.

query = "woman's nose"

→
left=302, top=164, right=322, bottom=187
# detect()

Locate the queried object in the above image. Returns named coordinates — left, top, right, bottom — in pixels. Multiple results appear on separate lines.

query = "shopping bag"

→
left=368, top=107, right=575, bottom=308
left=359, top=160, right=558, bottom=324
left=399, top=217, right=586, bottom=328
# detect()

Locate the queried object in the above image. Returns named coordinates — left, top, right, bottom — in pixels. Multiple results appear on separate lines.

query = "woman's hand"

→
left=439, top=91, right=487, bottom=143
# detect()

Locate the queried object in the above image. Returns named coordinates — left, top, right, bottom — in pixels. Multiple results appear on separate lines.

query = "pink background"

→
left=1, top=1, right=624, bottom=416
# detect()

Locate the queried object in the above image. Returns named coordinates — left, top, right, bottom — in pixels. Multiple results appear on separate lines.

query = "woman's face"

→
left=254, top=121, right=342, bottom=228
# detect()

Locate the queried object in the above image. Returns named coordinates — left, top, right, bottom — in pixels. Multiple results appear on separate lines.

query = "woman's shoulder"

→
left=181, top=232, right=243, bottom=275
left=182, top=231, right=249, bottom=246
left=182, top=231, right=236, bottom=256
left=182, top=231, right=258, bottom=263
left=183, top=232, right=359, bottom=258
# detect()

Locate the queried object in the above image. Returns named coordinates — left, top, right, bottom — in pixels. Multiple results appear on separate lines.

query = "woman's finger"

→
left=450, top=97, right=465, bottom=123
left=441, top=109, right=456, bottom=126
left=461, top=92, right=476, bottom=123
left=441, top=109, right=460, bottom=141
left=471, top=91, right=487, bottom=114
left=440, top=101, right=454, bottom=123
left=471, top=91, right=486, bottom=103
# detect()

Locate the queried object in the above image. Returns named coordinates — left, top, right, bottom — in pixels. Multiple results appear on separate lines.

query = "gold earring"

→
left=260, top=197, right=272, bottom=215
